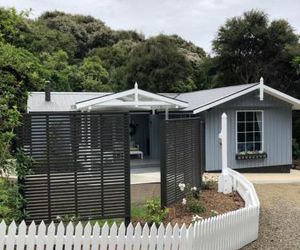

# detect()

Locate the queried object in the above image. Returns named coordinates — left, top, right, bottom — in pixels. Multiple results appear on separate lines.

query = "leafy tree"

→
left=26, top=23, right=77, bottom=59
left=213, top=10, right=299, bottom=89
left=125, top=35, right=197, bottom=92
left=38, top=11, right=115, bottom=58
left=113, top=30, right=144, bottom=43
left=74, top=56, right=111, bottom=92
left=0, top=41, right=43, bottom=174
left=41, top=50, right=73, bottom=91
left=0, top=8, right=31, bottom=46
left=89, top=40, right=139, bottom=90
left=293, top=56, right=300, bottom=75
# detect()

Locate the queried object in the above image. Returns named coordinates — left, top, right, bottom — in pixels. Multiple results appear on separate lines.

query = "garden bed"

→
left=132, top=183, right=245, bottom=226
left=166, top=185, right=244, bottom=225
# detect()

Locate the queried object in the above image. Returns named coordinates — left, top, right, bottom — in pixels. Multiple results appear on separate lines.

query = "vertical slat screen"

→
left=161, top=118, right=205, bottom=206
left=20, top=112, right=130, bottom=223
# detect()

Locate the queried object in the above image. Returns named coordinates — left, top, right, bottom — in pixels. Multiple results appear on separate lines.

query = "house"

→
left=27, top=78, right=300, bottom=173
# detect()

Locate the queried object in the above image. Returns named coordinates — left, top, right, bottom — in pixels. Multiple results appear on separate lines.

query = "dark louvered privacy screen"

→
left=161, top=118, right=205, bottom=206
left=19, top=112, right=130, bottom=223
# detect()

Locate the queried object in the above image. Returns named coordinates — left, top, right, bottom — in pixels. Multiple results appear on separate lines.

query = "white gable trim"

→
left=193, top=82, right=300, bottom=114
left=263, top=85, right=300, bottom=110
left=193, top=84, right=260, bottom=114
left=74, top=84, right=188, bottom=110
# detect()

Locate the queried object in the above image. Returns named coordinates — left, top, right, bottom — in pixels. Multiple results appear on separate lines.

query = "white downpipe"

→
left=218, top=112, right=233, bottom=194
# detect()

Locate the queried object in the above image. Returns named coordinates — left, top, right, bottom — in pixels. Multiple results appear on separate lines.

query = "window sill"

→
left=236, top=152, right=267, bottom=160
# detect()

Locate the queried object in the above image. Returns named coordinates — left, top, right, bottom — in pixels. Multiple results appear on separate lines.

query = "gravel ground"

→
left=242, top=184, right=300, bottom=250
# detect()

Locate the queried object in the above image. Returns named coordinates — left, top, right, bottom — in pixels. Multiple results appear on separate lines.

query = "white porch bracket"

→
left=218, top=113, right=233, bottom=194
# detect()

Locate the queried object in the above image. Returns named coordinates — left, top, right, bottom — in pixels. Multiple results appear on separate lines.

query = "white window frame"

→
left=235, top=110, right=264, bottom=153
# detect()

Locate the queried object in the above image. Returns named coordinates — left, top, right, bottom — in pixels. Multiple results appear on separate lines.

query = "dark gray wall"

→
left=205, top=90, right=293, bottom=171
left=149, top=115, right=162, bottom=159
left=130, top=114, right=149, bottom=155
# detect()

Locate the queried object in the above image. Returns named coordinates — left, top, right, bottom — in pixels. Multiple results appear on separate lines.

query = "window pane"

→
left=246, top=112, right=254, bottom=121
left=238, top=143, right=246, bottom=152
left=246, top=143, right=254, bottom=151
left=236, top=111, right=263, bottom=153
left=238, top=133, right=245, bottom=142
left=254, top=142, right=262, bottom=151
left=254, top=112, right=262, bottom=122
left=237, top=112, right=245, bottom=122
left=246, top=132, right=253, bottom=141
left=255, top=121, right=262, bottom=132
left=246, top=122, right=254, bottom=131
left=254, top=132, right=261, bottom=141
left=238, top=122, right=245, bottom=132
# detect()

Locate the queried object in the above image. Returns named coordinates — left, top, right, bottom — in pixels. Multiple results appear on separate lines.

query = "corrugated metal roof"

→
left=27, top=83, right=258, bottom=112
left=162, top=83, right=258, bottom=111
left=27, top=92, right=111, bottom=112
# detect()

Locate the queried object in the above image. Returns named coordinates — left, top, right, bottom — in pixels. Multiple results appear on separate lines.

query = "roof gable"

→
left=191, top=82, right=300, bottom=114
left=74, top=83, right=188, bottom=111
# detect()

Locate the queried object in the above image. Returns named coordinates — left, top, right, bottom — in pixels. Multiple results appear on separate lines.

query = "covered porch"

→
left=73, top=83, right=189, bottom=168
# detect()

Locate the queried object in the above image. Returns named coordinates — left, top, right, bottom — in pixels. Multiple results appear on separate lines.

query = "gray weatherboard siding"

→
left=205, top=90, right=292, bottom=171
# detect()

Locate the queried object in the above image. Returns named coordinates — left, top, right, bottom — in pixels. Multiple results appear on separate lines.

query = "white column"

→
left=218, top=112, right=233, bottom=194
left=165, top=107, right=169, bottom=120
left=221, top=113, right=228, bottom=174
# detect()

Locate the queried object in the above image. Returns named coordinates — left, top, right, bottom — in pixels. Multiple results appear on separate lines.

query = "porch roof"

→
left=73, top=83, right=189, bottom=111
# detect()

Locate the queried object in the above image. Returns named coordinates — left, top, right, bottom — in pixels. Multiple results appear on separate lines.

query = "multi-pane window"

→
left=237, top=111, right=263, bottom=153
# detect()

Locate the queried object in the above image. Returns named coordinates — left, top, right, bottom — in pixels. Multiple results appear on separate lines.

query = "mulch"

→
left=132, top=184, right=245, bottom=226
left=165, top=185, right=244, bottom=225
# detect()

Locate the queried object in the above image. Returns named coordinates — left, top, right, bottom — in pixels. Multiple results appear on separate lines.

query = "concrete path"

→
left=206, top=169, right=300, bottom=184
left=131, top=168, right=300, bottom=184
left=130, top=167, right=160, bottom=184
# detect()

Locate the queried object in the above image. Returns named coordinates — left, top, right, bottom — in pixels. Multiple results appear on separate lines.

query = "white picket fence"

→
left=0, top=169, right=259, bottom=250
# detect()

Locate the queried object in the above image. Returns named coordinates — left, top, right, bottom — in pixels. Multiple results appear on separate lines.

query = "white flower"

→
left=56, top=215, right=61, bottom=220
left=211, top=210, right=219, bottom=215
left=178, top=183, right=186, bottom=191
left=192, top=215, right=203, bottom=222
left=182, top=198, right=187, bottom=205
left=191, top=187, right=197, bottom=191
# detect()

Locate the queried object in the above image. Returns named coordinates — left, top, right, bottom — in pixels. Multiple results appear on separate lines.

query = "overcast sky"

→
left=1, top=0, right=299, bottom=53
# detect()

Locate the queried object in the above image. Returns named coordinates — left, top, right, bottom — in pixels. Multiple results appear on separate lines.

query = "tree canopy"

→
left=213, top=10, right=299, bottom=95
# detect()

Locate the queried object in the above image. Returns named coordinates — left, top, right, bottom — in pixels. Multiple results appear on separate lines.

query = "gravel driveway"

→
left=243, top=184, right=300, bottom=250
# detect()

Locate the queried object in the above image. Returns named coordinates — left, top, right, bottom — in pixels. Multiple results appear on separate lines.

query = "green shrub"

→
left=56, top=214, right=81, bottom=225
left=201, top=175, right=216, bottom=190
left=186, top=197, right=205, bottom=213
left=144, top=198, right=168, bottom=226
left=292, top=139, right=300, bottom=159
left=0, top=178, right=24, bottom=223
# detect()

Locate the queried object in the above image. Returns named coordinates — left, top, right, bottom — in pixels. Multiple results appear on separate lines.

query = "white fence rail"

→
left=0, top=169, right=259, bottom=250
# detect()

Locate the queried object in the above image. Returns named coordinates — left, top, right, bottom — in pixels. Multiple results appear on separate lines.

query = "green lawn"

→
left=92, top=200, right=152, bottom=227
